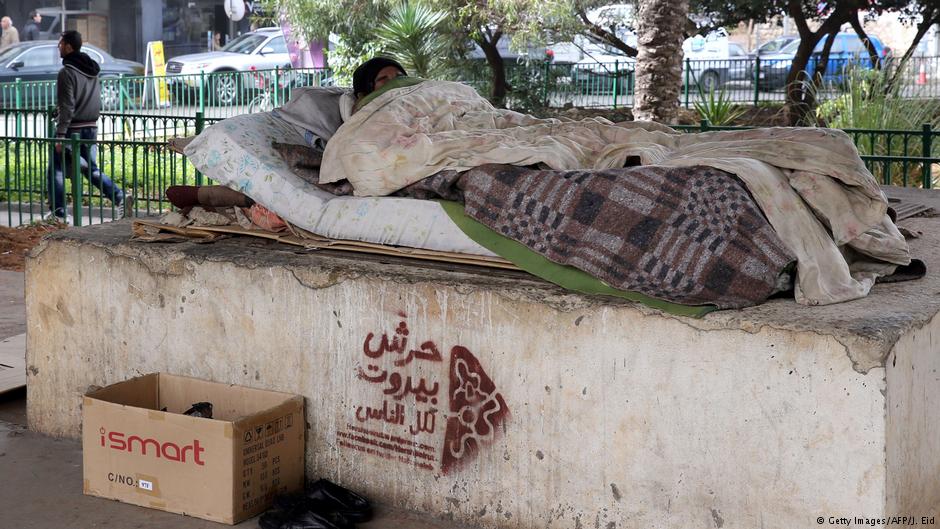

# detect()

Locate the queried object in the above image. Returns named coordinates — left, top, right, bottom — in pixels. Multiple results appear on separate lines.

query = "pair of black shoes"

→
left=259, top=479, right=373, bottom=529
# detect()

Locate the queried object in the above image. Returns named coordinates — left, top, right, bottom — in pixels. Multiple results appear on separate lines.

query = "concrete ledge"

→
left=25, top=212, right=940, bottom=528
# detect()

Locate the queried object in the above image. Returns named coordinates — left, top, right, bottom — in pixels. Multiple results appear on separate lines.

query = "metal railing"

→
left=0, top=56, right=936, bottom=118
left=0, top=67, right=334, bottom=120
left=0, top=111, right=214, bottom=228
left=456, top=55, right=940, bottom=109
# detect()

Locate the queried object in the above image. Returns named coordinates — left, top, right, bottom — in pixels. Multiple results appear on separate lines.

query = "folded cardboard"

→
left=83, top=373, right=305, bottom=524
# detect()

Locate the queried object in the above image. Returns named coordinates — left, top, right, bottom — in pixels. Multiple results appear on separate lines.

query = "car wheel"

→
left=700, top=70, right=721, bottom=92
left=209, top=71, right=241, bottom=106
left=100, top=78, right=121, bottom=111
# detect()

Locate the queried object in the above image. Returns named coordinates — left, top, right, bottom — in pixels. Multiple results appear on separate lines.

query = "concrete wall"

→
left=25, top=228, right=940, bottom=528
left=887, top=309, right=940, bottom=514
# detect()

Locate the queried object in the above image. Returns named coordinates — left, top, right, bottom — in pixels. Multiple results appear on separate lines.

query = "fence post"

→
left=44, top=106, right=56, bottom=219
left=118, top=74, right=125, bottom=140
left=700, top=118, right=710, bottom=132
left=195, top=111, right=205, bottom=186
left=684, top=58, right=690, bottom=109
left=14, top=77, right=22, bottom=137
left=753, top=56, right=760, bottom=107
left=199, top=70, right=206, bottom=114
left=542, top=59, right=550, bottom=107
left=613, top=60, right=619, bottom=109
left=70, top=133, right=82, bottom=227
left=273, top=66, right=281, bottom=107
left=923, top=123, right=933, bottom=189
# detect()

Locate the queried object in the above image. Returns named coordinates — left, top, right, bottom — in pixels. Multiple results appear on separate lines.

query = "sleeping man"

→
left=166, top=58, right=410, bottom=209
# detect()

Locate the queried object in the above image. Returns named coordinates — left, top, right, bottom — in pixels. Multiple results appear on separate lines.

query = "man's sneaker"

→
left=115, top=194, right=134, bottom=220
left=42, top=211, right=72, bottom=225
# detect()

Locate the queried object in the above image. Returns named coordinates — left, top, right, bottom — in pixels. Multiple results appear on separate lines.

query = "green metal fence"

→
left=0, top=67, right=333, bottom=119
left=0, top=57, right=935, bottom=117
left=457, top=55, right=940, bottom=110
left=0, top=109, right=221, bottom=227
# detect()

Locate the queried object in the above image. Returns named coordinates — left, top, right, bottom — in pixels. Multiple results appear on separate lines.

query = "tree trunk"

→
left=784, top=36, right=818, bottom=125
left=888, top=11, right=938, bottom=90
left=475, top=30, right=509, bottom=107
left=848, top=14, right=880, bottom=69
left=802, top=30, right=838, bottom=119
left=783, top=0, right=848, bottom=125
left=633, top=0, right=689, bottom=123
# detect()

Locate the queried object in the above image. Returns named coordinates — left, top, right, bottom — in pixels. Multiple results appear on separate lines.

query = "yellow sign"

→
left=144, top=41, right=170, bottom=108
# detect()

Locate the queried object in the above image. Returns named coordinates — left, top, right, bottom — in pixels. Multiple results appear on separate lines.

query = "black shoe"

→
left=259, top=506, right=352, bottom=529
left=305, top=479, right=373, bottom=523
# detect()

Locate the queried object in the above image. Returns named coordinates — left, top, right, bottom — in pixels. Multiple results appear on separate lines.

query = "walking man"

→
left=22, top=11, right=41, bottom=41
left=0, top=17, right=19, bottom=50
left=47, top=30, right=127, bottom=221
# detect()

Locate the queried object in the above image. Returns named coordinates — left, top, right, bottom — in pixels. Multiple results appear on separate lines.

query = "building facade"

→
left=0, top=0, right=254, bottom=62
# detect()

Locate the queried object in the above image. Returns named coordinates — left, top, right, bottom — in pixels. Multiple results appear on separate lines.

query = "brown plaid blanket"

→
left=449, top=164, right=795, bottom=308
left=273, top=140, right=795, bottom=307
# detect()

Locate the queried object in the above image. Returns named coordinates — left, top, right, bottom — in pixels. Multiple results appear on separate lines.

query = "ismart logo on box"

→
left=98, top=427, right=206, bottom=465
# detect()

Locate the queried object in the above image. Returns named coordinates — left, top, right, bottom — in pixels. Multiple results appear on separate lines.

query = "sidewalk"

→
left=0, top=269, right=471, bottom=529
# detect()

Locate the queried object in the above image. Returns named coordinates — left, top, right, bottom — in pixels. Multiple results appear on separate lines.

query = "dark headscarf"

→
left=352, top=57, right=407, bottom=97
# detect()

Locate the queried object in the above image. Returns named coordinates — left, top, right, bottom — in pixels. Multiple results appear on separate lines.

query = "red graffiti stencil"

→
left=441, top=346, right=510, bottom=474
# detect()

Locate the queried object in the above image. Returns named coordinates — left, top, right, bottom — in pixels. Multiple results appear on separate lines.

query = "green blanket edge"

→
left=438, top=200, right=716, bottom=319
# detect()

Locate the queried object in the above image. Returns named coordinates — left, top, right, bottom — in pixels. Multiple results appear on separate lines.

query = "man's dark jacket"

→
left=55, top=51, right=100, bottom=137
left=22, top=22, right=40, bottom=41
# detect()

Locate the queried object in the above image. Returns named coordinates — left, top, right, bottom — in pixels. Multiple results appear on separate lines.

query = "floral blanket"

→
left=319, top=80, right=911, bottom=306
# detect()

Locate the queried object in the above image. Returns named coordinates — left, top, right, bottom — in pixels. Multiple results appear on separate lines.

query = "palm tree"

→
left=375, top=2, right=448, bottom=79
left=632, top=0, right=689, bottom=123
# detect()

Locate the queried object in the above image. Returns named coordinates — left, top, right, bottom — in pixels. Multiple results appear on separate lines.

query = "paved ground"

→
left=0, top=269, right=472, bottom=529
left=0, top=270, right=25, bottom=338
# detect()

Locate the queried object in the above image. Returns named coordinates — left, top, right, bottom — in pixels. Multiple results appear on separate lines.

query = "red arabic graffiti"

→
left=440, top=346, right=510, bottom=475
left=362, top=317, right=444, bottom=367
left=341, top=314, right=510, bottom=474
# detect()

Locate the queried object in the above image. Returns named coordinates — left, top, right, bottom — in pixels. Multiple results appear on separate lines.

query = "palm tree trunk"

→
left=633, top=0, right=689, bottom=123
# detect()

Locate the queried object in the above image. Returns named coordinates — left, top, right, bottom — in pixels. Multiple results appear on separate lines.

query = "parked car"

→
left=682, top=33, right=750, bottom=91
left=756, top=33, right=891, bottom=90
left=749, top=35, right=798, bottom=58
left=0, top=41, right=144, bottom=109
left=166, top=27, right=291, bottom=105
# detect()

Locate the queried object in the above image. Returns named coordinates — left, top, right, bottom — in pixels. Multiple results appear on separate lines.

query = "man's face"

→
left=58, top=39, right=69, bottom=58
left=1, top=19, right=9, bottom=30
left=34, top=15, right=41, bottom=24
left=373, top=65, right=404, bottom=91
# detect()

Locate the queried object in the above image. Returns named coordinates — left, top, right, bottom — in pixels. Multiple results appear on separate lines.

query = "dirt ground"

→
left=0, top=223, right=64, bottom=271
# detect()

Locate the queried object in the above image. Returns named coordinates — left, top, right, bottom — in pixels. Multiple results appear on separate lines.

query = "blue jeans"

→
left=46, top=127, right=124, bottom=218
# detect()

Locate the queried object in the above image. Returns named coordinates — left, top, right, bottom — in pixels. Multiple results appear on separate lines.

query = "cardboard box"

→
left=83, top=373, right=305, bottom=524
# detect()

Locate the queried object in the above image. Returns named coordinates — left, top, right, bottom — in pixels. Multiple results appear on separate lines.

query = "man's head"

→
left=58, top=30, right=82, bottom=58
left=30, top=11, right=41, bottom=24
left=352, top=57, right=407, bottom=99
left=1, top=17, right=11, bottom=30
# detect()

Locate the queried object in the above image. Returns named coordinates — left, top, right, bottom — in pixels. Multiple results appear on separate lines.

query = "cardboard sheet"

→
left=132, top=219, right=520, bottom=270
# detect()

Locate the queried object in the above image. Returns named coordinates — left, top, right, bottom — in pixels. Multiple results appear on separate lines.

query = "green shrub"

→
left=815, top=64, right=940, bottom=187
left=693, top=88, right=747, bottom=126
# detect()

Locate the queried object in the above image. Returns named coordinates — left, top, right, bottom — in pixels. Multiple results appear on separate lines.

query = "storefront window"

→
left=162, top=0, right=218, bottom=56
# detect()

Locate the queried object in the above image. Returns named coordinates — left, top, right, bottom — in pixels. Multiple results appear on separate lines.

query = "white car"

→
left=166, top=28, right=291, bottom=105
left=682, top=32, right=750, bottom=91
